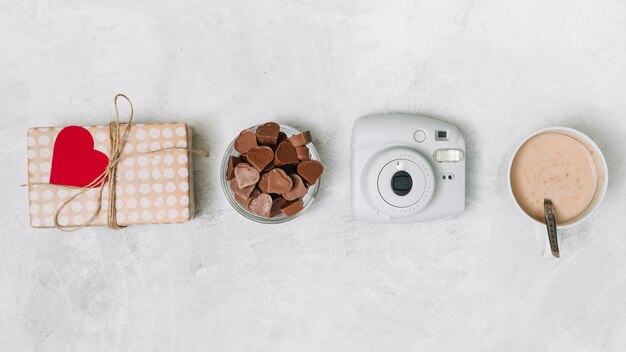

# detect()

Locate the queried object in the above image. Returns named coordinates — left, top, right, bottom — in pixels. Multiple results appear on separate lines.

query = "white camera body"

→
left=351, top=114, right=466, bottom=223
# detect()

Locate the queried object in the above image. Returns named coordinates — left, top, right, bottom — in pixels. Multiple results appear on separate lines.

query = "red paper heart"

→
left=49, top=126, right=110, bottom=188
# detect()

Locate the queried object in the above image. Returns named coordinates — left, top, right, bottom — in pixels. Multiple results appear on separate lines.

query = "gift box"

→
left=27, top=122, right=195, bottom=228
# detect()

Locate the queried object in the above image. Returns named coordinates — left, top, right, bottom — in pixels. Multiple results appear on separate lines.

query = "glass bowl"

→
left=220, top=123, right=321, bottom=224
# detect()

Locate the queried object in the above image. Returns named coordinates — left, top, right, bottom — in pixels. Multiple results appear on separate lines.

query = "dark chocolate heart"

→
left=263, top=160, right=275, bottom=172
left=234, top=129, right=258, bottom=154
left=276, top=132, right=288, bottom=146
left=274, top=141, right=299, bottom=166
left=256, top=122, right=280, bottom=145
left=270, top=197, right=288, bottom=217
left=263, top=168, right=293, bottom=194
left=287, top=131, right=312, bottom=147
left=295, top=146, right=310, bottom=161
left=246, top=146, right=274, bottom=172
left=282, top=174, right=308, bottom=201
left=280, top=199, right=304, bottom=216
left=226, top=155, right=241, bottom=180
left=297, top=160, right=323, bottom=185
left=258, top=172, right=270, bottom=193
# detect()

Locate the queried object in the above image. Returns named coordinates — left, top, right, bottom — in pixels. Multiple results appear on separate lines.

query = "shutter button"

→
left=414, top=130, right=426, bottom=143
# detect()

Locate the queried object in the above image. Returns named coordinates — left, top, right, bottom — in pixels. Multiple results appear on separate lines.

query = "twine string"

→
left=53, top=94, right=134, bottom=231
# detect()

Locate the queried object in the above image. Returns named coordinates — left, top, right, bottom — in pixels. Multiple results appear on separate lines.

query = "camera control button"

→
left=413, top=130, right=426, bottom=143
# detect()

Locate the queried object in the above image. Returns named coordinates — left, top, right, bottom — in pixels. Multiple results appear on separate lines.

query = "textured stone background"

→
left=1, top=1, right=626, bottom=351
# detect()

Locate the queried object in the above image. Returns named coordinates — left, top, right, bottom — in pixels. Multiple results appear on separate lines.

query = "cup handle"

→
left=534, top=224, right=558, bottom=259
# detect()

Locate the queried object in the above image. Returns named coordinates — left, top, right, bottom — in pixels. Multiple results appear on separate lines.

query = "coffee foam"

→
left=510, top=133, right=599, bottom=223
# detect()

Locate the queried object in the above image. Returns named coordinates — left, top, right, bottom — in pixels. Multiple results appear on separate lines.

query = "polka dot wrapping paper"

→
left=26, top=123, right=195, bottom=228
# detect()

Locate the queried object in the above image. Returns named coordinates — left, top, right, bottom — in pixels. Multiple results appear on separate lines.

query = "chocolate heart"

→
left=297, top=160, right=323, bottom=185
left=50, top=126, right=110, bottom=188
left=270, top=197, right=288, bottom=217
left=256, top=122, right=280, bottom=145
left=234, top=163, right=260, bottom=189
left=250, top=188, right=261, bottom=199
left=282, top=174, right=308, bottom=201
left=234, top=129, right=257, bottom=154
left=280, top=199, right=304, bottom=216
left=234, top=193, right=251, bottom=208
left=248, top=193, right=272, bottom=217
left=226, top=155, right=241, bottom=180
left=295, top=146, right=310, bottom=161
left=276, top=132, right=288, bottom=146
left=235, top=188, right=260, bottom=209
left=287, top=131, right=312, bottom=147
left=263, top=160, right=275, bottom=172
left=262, top=168, right=293, bottom=194
left=229, top=177, right=255, bottom=199
left=246, top=146, right=274, bottom=172
left=274, top=141, right=299, bottom=166
left=280, top=164, right=297, bottom=174
left=258, top=172, right=268, bottom=193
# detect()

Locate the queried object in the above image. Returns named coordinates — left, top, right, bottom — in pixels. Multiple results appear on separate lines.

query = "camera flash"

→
left=433, top=149, right=464, bottom=163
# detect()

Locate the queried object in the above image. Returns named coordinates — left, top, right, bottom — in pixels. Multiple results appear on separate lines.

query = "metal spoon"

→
left=544, top=199, right=560, bottom=258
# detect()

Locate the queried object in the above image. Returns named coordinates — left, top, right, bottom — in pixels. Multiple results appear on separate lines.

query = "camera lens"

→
left=391, top=171, right=412, bottom=196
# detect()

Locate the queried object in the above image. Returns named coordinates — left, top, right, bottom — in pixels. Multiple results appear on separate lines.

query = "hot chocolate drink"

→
left=510, top=133, right=598, bottom=223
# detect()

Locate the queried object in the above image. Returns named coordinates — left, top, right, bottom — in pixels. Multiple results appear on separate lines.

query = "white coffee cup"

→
left=499, top=127, right=608, bottom=258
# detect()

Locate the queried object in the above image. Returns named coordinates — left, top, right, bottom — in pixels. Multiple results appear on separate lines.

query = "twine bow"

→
left=52, top=94, right=134, bottom=231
